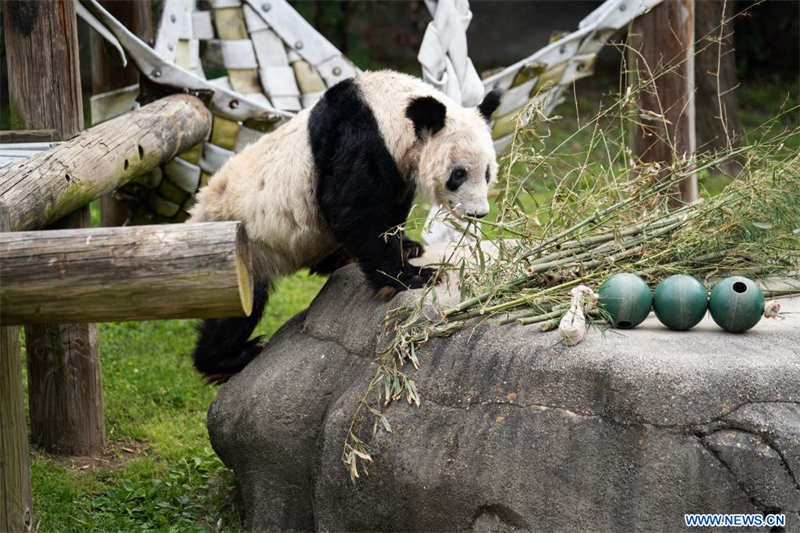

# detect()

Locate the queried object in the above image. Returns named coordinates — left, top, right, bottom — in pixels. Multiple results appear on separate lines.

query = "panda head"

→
left=406, top=89, right=502, bottom=219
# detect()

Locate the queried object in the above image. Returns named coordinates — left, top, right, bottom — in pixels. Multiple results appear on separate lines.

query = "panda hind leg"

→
left=192, top=278, right=271, bottom=383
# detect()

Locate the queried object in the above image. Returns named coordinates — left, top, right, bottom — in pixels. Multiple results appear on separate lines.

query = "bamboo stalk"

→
left=516, top=309, right=564, bottom=326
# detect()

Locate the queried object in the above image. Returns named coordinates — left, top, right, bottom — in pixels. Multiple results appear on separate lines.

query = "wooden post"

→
left=91, top=0, right=153, bottom=227
left=25, top=211, right=107, bottom=456
left=694, top=0, right=741, bottom=176
left=629, top=0, right=697, bottom=204
left=3, top=0, right=105, bottom=455
left=0, top=205, right=35, bottom=533
left=1, top=222, right=253, bottom=325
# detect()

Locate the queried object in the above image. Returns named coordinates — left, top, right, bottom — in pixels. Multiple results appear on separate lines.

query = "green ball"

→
left=653, top=275, right=708, bottom=331
left=598, top=273, right=653, bottom=329
left=709, top=277, right=764, bottom=333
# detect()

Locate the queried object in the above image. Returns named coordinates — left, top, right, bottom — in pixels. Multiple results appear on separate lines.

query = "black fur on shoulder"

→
left=310, top=79, right=438, bottom=297
left=405, top=96, right=447, bottom=138
left=192, top=278, right=271, bottom=382
left=477, top=89, right=503, bottom=122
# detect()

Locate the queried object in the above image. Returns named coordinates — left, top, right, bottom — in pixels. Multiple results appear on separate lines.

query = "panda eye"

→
left=485, top=165, right=491, bottom=184
left=446, top=167, right=468, bottom=191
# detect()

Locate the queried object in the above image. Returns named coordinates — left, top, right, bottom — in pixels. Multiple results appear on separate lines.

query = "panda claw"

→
left=402, top=238, right=425, bottom=260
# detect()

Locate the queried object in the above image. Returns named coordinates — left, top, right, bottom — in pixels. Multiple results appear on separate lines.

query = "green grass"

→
left=26, top=75, right=797, bottom=531
left=23, top=273, right=325, bottom=532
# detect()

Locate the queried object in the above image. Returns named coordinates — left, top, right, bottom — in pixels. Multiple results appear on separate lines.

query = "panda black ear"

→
left=477, top=89, right=502, bottom=122
left=406, top=96, right=447, bottom=139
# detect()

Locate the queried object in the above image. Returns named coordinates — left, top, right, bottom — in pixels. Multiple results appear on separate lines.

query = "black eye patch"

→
left=447, top=167, right=468, bottom=191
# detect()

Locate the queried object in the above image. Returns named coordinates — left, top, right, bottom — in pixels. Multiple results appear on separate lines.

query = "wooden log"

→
left=0, top=205, right=34, bottom=533
left=92, top=0, right=154, bottom=227
left=4, top=0, right=106, bottom=456
left=629, top=0, right=697, bottom=204
left=0, top=94, right=211, bottom=232
left=0, top=222, right=254, bottom=325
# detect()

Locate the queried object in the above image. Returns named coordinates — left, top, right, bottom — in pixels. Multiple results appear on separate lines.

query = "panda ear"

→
left=477, top=90, right=502, bottom=122
left=406, top=96, right=447, bottom=139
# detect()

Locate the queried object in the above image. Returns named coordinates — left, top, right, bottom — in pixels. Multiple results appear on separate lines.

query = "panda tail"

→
left=192, top=278, right=270, bottom=383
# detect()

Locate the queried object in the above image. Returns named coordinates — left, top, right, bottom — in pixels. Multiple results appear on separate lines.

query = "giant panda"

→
left=189, top=70, right=502, bottom=381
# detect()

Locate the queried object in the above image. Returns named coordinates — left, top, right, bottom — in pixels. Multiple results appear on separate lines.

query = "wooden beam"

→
left=0, top=94, right=211, bottom=232
left=0, top=130, right=59, bottom=143
left=629, top=0, right=697, bottom=204
left=91, top=0, right=154, bottom=227
left=0, top=205, right=34, bottom=533
left=0, top=222, right=253, bottom=325
left=3, top=0, right=104, bottom=456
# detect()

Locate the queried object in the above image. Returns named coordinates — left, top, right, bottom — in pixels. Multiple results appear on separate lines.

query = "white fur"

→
left=189, top=70, right=497, bottom=280
left=358, top=72, right=498, bottom=217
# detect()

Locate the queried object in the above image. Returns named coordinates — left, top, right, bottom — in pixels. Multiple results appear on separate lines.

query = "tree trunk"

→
left=629, top=0, right=697, bottom=204
left=694, top=0, right=741, bottom=177
left=1, top=222, right=253, bottom=325
left=0, top=205, right=34, bottom=533
left=91, top=0, right=154, bottom=226
left=3, top=0, right=105, bottom=455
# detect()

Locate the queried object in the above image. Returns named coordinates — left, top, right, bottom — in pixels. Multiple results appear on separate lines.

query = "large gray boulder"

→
left=208, top=263, right=800, bottom=532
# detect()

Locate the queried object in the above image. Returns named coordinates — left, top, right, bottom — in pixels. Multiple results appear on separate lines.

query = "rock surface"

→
left=208, top=261, right=800, bottom=532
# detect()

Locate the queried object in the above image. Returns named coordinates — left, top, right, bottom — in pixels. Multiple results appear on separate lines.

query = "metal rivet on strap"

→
left=168, top=43, right=174, bottom=51
left=295, top=41, right=304, bottom=50
left=261, top=3, right=271, bottom=12
left=229, top=99, right=239, bottom=109
left=332, top=66, right=342, bottom=76
left=619, top=3, right=627, bottom=11
left=170, top=13, right=177, bottom=23
left=151, top=68, right=162, bottom=78
left=559, top=45, right=567, bottom=54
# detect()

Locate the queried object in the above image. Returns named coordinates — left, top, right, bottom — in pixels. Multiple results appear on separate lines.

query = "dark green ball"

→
left=709, top=277, right=764, bottom=333
left=598, top=273, right=653, bottom=329
left=653, top=275, right=708, bottom=331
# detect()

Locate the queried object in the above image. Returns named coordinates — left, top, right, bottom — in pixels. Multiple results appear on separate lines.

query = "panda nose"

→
left=468, top=212, right=487, bottom=219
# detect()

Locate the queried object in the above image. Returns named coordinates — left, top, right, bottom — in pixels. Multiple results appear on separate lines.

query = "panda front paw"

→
left=401, top=266, right=439, bottom=289
left=374, top=267, right=440, bottom=301
left=402, top=236, right=425, bottom=260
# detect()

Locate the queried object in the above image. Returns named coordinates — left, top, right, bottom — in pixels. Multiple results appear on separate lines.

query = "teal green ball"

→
left=598, top=273, right=653, bottom=329
left=653, top=275, right=708, bottom=331
left=709, top=277, right=764, bottom=333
